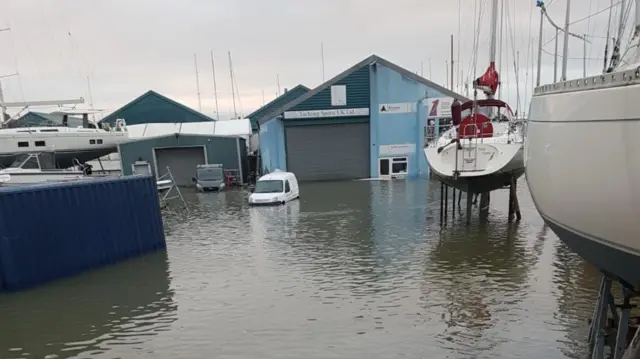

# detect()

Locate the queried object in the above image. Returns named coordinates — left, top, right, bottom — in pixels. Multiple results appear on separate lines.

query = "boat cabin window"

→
left=40, top=129, right=58, bottom=132
left=97, top=139, right=103, bottom=144
left=285, top=180, right=291, bottom=193
left=36, top=153, right=56, bottom=169
left=17, top=156, right=39, bottom=170
left=89, top=139, right=96, bottom=144
left=17, top=141, right=29, bottom=147
left=254, top=179, right=284, bottom=193
left=35, top=141, right=46, bottom=147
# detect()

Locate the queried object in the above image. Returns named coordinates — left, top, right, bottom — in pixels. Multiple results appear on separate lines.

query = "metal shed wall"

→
left=0, top=176, right=165, bottom=292
left=285, top=121, right=370, bottom=181
left=118, top=134, right=247, bottom=182
left=282, top=66, right=371, bottom=181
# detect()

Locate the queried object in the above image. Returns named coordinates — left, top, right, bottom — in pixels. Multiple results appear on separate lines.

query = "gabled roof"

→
left=99, top=90, right=214, bottom=124
left=257, top=54, right=471, bottom=125
left=246, top=84, right=310, bottom=131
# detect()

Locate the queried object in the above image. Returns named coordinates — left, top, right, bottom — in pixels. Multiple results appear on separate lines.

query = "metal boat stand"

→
left=588, top=274, right=640, bottom=359
left=159, top=166, right=189, bottom=214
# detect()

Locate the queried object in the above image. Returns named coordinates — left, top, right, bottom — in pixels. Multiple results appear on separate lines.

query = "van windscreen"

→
left=198, top=168, right=223, bottom=181
left=254, top=180, right=283, bottom=193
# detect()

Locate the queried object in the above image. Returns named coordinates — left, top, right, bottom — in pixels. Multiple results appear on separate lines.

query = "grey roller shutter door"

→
left=285, top=122, right=369, bottom=181
left=154, top=147, right=206, bottom=187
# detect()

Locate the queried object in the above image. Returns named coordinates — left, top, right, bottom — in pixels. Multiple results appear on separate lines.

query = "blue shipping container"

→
left=0, top=175, right=166, bottom=292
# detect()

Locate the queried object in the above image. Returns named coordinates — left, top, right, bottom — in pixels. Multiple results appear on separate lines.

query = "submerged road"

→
left=0, top=178, right=601, bottom=359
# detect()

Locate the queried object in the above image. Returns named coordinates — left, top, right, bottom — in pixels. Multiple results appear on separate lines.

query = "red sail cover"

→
left=474, top=62, right=499, bottom=96
left=459, top=113, right=493, bottom=138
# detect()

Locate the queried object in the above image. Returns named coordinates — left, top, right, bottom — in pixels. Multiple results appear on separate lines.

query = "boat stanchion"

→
left=587, top=274, right=640, bottom=359
left=452, top=189, right=456, bottom=219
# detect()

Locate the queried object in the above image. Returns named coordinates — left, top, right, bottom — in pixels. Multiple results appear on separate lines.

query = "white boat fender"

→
left=0, top=174, right=10, bottom=183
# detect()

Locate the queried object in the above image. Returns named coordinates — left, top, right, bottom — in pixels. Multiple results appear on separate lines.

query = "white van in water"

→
left=248, top=170, right=299, bottom=205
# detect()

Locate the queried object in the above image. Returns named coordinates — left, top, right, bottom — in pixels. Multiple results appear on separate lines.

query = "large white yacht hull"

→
left=425, top=142, right=525, bottom=193
left=0, top=127, right=127, bottom=168
left=527, top=74, right=640, bottom=289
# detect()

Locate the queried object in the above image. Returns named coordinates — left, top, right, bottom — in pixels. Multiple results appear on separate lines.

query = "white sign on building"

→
left=425, top=97, right=454, bottom=118
left=283, top=108, right=369, bottom=119
left=379, top=143, right=416, bottom=156
left=330, top=85, right=347, bottom=106
left=378, top=102, right=416, bottom=114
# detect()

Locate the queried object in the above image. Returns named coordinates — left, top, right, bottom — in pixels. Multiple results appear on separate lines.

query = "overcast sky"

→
left=0, top=0, right=632, bottom=120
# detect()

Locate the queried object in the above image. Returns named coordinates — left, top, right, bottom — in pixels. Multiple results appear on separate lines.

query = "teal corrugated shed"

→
left=290, top=67, right=370, bottom=111
left=100, top=90, right=214, bottom=126
left=246, top=84, right=309, bottom=132
left=256, top=54, right=471, bottom=126
left=118, top=134, right=247, bottom=177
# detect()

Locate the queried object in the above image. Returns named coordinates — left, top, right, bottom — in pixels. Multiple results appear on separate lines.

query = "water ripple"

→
left=0, top=179, right=601, bottom=358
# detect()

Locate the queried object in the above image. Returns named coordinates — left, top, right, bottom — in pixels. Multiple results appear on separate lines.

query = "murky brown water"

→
left=0, top=178, right=602, bottom=359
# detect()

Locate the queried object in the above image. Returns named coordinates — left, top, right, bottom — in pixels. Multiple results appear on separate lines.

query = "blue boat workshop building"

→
left=256, top=54, right=469, bottom=182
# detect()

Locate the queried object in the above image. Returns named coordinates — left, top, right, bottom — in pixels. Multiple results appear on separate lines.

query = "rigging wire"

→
left=541, top=47, right=605, bottom=60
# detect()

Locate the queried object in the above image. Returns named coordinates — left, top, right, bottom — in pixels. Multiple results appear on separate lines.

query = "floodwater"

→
left=0, top=178, right=602, bottom=359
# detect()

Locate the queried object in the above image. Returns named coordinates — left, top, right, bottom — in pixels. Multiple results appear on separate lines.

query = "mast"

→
left=561, top=0, right=571, bottom=81
left=321, top=42, right=325, bottom=82
left=473, top=0, right=500, bottom=99
left=228, top=51, right=237, bottom=119
left=536, top=3, right=544, bottom=87
left=489, top=0, right=499, bottom=64
left=210, top=51, right=220, bottom=120
left=194, top=54, right=202, bottom=112
left=450, top=34, right=455, bottom=91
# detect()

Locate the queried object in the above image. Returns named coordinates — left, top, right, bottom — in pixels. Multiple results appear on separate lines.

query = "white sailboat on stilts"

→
left=424, top=0, right=525, bottom=194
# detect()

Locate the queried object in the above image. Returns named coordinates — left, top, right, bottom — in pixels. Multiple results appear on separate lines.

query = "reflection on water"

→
left=0, top=179, right=603, bottom=358
left=0, top=251, right=176, bottom=359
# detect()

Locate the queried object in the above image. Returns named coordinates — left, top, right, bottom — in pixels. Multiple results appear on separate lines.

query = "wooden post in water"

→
left=466, top=191, right=473, bottom=225
left=439, top=182, right=444, bottom=222
left=444, top=185, right=449, bottom=222
left=479, top=192, right=490, bottom=219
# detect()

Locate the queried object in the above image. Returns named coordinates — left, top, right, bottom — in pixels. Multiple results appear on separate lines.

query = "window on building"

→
left=285, top=180, right=291, bottom=193
left=17, top=141, right=29, bottom=147
left=391, top=157, right=408, bottom=174
left=35, top=141, right=46, bottom=147
left=89, top=139, right=96, bottom=144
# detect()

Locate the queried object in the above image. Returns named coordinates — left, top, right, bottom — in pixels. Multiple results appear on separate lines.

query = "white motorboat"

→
left=0, top=152, right=92, bottom=186
left=0, top=115, right=128, bottom=169
left=424, top=0, right=525, bottom=194
left=527, top=1, right=640, bottom=290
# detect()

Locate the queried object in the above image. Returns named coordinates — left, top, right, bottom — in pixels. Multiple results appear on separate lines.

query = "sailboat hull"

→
left=424, top=143, right=524, bottom=193
left=526, top=74, right=640, bottom=289
left=0, top=148, right=114, bottom=169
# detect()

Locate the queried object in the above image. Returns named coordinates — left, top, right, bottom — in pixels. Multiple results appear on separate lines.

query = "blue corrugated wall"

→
left=0, top=176, right=165, bottom=291
left=259, top=117, right=287, bottom=174
left=370, top=63, right=451, bottom=178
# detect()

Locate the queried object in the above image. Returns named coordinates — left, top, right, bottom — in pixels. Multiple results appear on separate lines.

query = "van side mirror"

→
left=191, top=177, right=196, bottom=182
left=250, top=188, right=255, bottom=193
